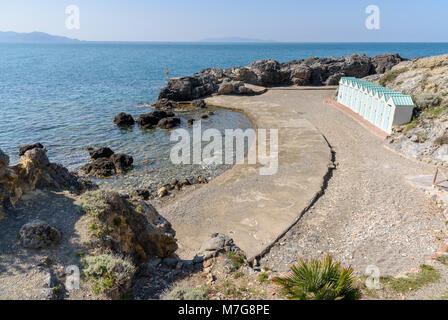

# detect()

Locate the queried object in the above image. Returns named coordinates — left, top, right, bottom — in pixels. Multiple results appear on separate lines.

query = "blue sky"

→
left=0, top=0, right=447, bottom=42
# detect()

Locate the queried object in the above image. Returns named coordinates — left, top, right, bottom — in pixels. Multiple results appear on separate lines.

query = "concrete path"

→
left=255, top=88, right=447, bottom=276
left=158, top=90, right=332, bottom=260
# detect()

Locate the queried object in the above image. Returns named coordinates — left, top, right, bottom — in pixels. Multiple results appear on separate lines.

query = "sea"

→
left=1, top=42, right=447, bottom=192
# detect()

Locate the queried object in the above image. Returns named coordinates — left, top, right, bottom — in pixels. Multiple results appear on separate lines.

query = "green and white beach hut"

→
left=337, top=77, right=414, bottom=134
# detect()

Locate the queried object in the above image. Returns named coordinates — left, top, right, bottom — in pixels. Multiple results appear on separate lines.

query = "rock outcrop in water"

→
left=80, top=147, right=133, bottom=178
left=114, top=113, right=135, bottom=128
left=0, top=144, right=95, bottom=213
left=156, top=54, right=406, bottom=102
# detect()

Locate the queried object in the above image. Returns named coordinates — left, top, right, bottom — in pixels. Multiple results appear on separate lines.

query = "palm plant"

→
left=273, top=255, right=359, bottom=300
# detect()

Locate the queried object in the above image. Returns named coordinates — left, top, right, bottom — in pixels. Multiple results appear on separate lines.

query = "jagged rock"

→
left=153, top=54, right=405, bottom=106
left=88, top=147, right=114, bottom=160
left=81, top=190, right=178, bottom=263
left=136, top=113, right=160, bottom=129
left=192, top=99, right=206, bottom=108
left=371, top=53, right=406, bottom=74
left=1, top=146, right=94, bottom=212
left=151, top=98, right=178, bottom=110
left=229, top=66, right=258, bottom=84
left=248, top=59, right=290, bottom=86
left=110, top=154, right=133, bottom=174
left=18, top=220, right=62, bottom=249
left=158, top=74, right=218, bottom=101
left=157, top=117, right=181, bottom=129
left=18, top=143, right=45, bottom=157
left=195, top=233, right=242, bottom=261
left=80, top=158, right=116, bottom=177
left=114, top=113, right=135, bottom=127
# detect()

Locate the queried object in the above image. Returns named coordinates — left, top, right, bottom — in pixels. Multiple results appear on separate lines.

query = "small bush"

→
left=258, top=272, right=269, bottom=283
left=80, top=189, right=112, bottom=218
left=273, top=256, right=359, bottom=300
left=82, top=253, right=136, bottom=295
left=226, top=251, right=246, bottom=270
left=416, top=93, right=441, bottom=110
left=378, top=67, right=409, bottom=86
left=435, top=135, right=448, bottom=146
left=164, top=286, right=210, bottom=300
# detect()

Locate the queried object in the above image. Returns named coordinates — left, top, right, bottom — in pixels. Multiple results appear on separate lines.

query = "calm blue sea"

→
left=1, top=42, right=447, bottom=181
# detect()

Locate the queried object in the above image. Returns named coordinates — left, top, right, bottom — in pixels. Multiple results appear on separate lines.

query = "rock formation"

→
left=18, top=220, right=62, bottom=249
left=1, top=144, right=94, bottom=212
left=113, top=113, right=135, bottom=128
left=80, top=147, right=133, bottom=178
left=156, top=53, right=406, bottom=103
left=80, top=189, right=178, bottom=264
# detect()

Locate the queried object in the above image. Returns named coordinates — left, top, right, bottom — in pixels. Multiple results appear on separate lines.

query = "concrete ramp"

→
left=158, top=93, right=332, bottom=260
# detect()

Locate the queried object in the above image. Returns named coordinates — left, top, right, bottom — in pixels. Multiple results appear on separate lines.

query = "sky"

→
left=0, top=0, right=447, bottom=42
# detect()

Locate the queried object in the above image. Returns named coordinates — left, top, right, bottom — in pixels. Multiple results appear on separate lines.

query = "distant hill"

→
left=0, top=31, right=81, bottom=43
left=200, top=37, right=276, bottom=43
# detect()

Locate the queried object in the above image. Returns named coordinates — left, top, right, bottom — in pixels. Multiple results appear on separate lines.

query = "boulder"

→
left=18, top=143, right=44, bottom=157
left=218, top=80, right=245, bottom=95
left=371, top=53, right=406, bottom=74
left=195, top=233, right=242, bottom=261
left=192, top=99, right=206, bottom=108
left=88, top=147, right=114, bottom=160
left=81, top=190, right=178, bottom=263
left=247, top=59, right=289, bottom=86
left=18, top=220, right=62, bottom=249
left=187, top=119, right=195, bottom=126
left=136, top=113, right=160, bottom=129
left=110, top=153, right=133, bottom=173
left=230, top=66, right=258, bottom=84
left=151, top=98, right=177, bottom=110
left=158, top=73, right=218, bottom=101
left=114, top=113, right=135, bottom=127
left=157, top=117, right=181, bottom=129
left=1, top=147, right=95, bottom=212
left=80, top=158, right=116, bottom=178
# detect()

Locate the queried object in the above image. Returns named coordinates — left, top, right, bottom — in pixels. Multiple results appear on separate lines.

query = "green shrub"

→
left=378, top=67, right=409, bottom=86
left=435, top=135, right=448, bottom=146
left=226, top=251, right=246, bottom=270
left=80, top=189, right=112, bottom=218
left=258, top=272, right=269, bottom=283
left=273, top=256, right=359, bottom=300
left=416, top=93, right=441, bottom=110
left=82, top=253, right=136, bottom=295
left=164, top=286, right=210, bottom=300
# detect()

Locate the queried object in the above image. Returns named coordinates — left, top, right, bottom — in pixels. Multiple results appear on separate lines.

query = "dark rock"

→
left=371, top=53, right=407, bottom=74
left=80, top=158, right=116, bottom=177
left=132, top=189, right=150, bottom=200
left=151, top=98, right=177, bottom=110
left=247, top=59, right=290, bottom=86
left=88, top=147, right=114, bottom=160
left=158, top=74, right=218, bottom=101
left=187, top=119, right=195, bottom=126
left=19, top=220, right=62, bottom=249
left=200, top=113, right=209, bottom=119
left=136, top=113, right=160, bottom=128
left=19, top=143, right=44, bottom=157
left=110, top=153, right=133, bottom=173
left=157, top=117, right=181, bottom=129
left=192, top=99, right=206, bottom=108
left=114, top=113, right=135, bottom=127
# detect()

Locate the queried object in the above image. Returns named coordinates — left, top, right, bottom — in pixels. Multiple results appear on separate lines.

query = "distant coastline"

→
left=0, top=31, right=81, bottom=43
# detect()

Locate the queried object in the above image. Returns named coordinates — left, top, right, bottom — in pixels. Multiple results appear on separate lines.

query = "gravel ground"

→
left=259, top=89, right=448, bottom=278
